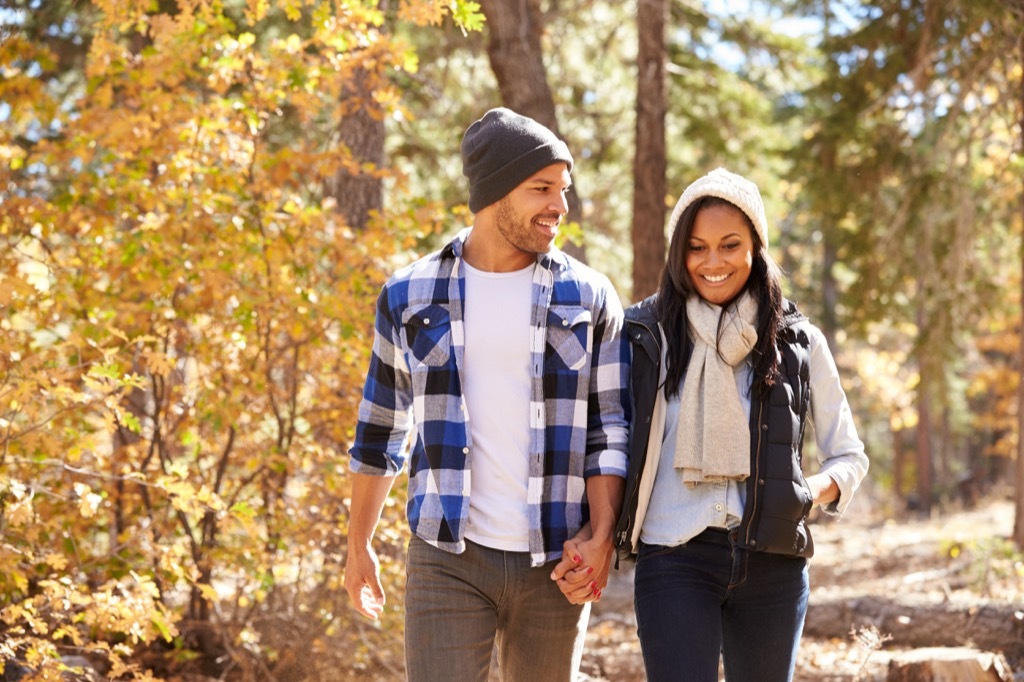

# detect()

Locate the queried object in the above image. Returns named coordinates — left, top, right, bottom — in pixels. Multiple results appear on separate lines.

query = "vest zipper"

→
left=745, top=400, right=766, bottom=547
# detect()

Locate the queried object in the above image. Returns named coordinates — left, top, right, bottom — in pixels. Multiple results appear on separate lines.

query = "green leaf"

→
left=151, top=611, right=174, bottom=643
left=451, top=1, right=485, bottom=32
left=120, top=412, right=141, bottom=434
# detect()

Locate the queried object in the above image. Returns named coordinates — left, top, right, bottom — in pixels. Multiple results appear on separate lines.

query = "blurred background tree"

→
left=1, top=0, right=1022, bottom=679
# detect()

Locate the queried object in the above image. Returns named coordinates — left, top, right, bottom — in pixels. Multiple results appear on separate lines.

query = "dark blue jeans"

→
left=634, top=528, right=809, bottom=682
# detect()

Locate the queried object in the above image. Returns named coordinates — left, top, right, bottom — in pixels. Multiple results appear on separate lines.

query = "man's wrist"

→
left=347, top=536, right=374, bottom=553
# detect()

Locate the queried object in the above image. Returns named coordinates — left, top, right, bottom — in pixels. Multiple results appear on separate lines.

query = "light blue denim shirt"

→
left=640, top=323, right=867, bottom=548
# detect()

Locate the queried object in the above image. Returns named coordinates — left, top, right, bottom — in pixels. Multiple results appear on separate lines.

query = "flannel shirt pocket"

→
left=402, top=304, right=452, bottom=368
left=545, top=305, right=591, bottom=371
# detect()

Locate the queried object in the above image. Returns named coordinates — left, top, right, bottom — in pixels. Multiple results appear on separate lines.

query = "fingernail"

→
left=586, top=566, right=593, bottom=574
left=573, top=555, right=582, bottom=563
left=589, top=581, right=597, bottom=590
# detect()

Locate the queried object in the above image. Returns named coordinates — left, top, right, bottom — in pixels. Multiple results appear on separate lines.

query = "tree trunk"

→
left=818, top=135, right=839, bottom=353
left=818, top=0, right=839, bottom=353
left=477, top=0, right=585, bottom=261
left=821, top=231, right=839, bottom=353
left=915, top=260, right=934, bottom=514
left=477, top=0, right=555, bottom=127
left=1015, top=2, right=1024, bottom=551
left=327, top=68, right=385, bottom=231
left=938, top=402, right=952, bottom=496
left=893, top=423, right=906, bottom=508
left=630, top=0, right=668, bottom=302
left=915, top=352, right=934, bottom=516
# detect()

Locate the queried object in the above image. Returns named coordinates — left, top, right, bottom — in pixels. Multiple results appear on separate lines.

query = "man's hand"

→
left=344, top=472, right=397, bottom=619
left=344, top=543, right=386, bottom=619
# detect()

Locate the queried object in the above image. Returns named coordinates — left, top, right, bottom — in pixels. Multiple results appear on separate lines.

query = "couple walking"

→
left=344, top=107, right=869, bottom=682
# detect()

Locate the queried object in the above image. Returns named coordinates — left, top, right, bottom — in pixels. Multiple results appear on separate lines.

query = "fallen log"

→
left=804, top=595, right=1024, bottom=663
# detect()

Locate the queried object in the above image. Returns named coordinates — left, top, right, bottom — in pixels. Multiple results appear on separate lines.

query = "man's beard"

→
left=494, top=196, right=556, bottom=256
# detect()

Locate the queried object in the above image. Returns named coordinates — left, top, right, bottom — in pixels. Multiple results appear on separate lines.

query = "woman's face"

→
left=685, top=203, right=755, bottom=306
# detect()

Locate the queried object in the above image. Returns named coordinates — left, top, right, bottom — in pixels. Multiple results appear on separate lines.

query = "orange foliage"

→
left=0, top=0, right=481, bottom=679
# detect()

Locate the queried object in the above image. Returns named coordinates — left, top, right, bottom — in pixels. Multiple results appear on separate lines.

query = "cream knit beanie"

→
left=667, top=168, right=769, bottom=248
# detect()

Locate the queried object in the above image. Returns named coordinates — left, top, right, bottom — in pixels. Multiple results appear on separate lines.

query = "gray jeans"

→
left=404, top=536, right=590, bottom=682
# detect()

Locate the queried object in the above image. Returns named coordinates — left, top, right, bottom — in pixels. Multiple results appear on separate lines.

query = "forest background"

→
left=1, top=0, right=1023, bottom=680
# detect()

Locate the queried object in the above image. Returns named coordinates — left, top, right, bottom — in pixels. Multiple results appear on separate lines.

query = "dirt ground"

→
left=579, top=496, right=1023, bottom=682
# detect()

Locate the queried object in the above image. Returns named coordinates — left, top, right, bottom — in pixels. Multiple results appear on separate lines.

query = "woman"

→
left=614, top=168, right=869, bottom=681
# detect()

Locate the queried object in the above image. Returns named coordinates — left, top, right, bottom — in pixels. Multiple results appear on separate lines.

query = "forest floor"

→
left=579, top=495, right=1024, bottom=682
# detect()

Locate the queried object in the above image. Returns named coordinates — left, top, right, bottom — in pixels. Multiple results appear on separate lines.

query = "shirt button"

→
left=462, top=447, right=469, bottom=454
left=562, top=319, right=569, bottom=327
left=714, top=504, right=723, bottom=512
left=423, top=318, right=430, bottom=325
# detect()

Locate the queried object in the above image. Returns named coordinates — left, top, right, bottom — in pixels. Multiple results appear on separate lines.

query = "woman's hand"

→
left=806, top=473, right=839, bottom=507
left=549, top=524, right=611, bottom=605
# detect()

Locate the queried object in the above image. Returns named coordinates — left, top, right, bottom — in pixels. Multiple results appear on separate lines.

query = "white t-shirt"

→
left=462, top=260, right=534, bottom=551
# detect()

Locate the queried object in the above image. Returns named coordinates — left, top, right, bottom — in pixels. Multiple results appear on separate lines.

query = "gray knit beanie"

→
left=668, top=168, right=769, bottom=248
left=461, top=108, right=574, bottom=213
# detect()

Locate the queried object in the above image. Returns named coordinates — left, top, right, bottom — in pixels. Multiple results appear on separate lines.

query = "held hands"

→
left=549, top=523, right=614, bottom=605
left=343, top=543, right=386, bottom=620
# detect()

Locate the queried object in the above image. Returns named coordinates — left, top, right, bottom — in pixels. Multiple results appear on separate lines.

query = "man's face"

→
left=493, top=163, right=571, bottom=256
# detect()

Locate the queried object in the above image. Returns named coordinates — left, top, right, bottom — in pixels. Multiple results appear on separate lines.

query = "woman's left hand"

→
left=806, top=473, right=839, bottom=507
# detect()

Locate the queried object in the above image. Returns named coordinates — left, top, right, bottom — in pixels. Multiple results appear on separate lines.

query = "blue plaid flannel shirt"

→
left=349, top=229, right=629, bottom=566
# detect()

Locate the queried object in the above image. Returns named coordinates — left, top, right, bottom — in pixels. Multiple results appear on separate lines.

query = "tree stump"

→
left=886, top=647, right=1013, bottom=682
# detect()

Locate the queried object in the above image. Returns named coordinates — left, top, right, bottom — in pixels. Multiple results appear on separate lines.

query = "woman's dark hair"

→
left=655, top=195, right=785, bottom=398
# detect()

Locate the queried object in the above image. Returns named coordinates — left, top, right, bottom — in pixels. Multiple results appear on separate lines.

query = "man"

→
left=343, top=107, right=629, bottom=682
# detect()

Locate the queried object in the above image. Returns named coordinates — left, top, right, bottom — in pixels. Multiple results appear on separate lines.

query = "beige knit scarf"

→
left=674, top=293, right=759, bottom=485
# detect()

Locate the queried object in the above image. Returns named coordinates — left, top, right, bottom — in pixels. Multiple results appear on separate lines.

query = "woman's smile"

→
left=686, top=204, right=755, bottom=306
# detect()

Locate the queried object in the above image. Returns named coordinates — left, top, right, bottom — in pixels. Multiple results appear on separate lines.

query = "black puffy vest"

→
left=735, top=320, right=814, bottom=558
left=615, top=297, right=815, bottom=562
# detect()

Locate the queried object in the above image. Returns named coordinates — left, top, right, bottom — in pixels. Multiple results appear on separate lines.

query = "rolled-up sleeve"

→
left=349, top=286, right=414, bottom=476
left=807, top=326, right=869, bottom=516
left=584, top=281, right=629, bottom=479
